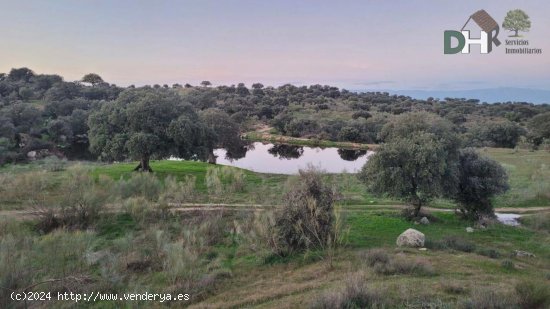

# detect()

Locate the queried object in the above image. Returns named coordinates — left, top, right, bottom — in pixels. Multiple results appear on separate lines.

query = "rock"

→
left=418, top=248, right=427, bottom=251
left=466, top=227, right=474, bottom=233
left=514, top=250, right=535, bottom=258
left=27, top=151, right=37, bottom=159
left=420, top=217, right=430, bottom=225
left=396, top=228, right=425, bottom=248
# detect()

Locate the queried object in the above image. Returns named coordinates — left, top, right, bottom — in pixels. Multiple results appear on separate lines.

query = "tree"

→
left=87, top=88, right=211, bottom=172
left=359, top=113, right=460, bottom=217
left=199, top=109, right=242, bottom=163
left=528, top=112, right=550, bottom=145
left=81, top=73, right=104, bottom=86
left=8, top=68, right=34, bottom=82
left=454, top=149, right=509, bottom=219
left=200, top=81, right=212, bottom=87
left=502, top=9, right=531, bottom=37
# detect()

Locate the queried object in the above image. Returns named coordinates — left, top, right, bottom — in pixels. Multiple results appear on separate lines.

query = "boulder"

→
left=396, top=228, right=425, bottom=248
left=419, top=217, right=430, bottom=225
left=466, top=227, right=474, bottom=233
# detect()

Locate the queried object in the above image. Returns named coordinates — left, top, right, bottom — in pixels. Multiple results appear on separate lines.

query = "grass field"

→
left=1, top=149, right=550, bottom=308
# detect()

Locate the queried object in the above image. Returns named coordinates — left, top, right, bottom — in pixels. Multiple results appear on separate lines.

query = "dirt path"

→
left=2, top=203, right=549, bottom=221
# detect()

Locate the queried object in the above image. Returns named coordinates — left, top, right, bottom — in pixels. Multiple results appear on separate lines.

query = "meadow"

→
left=1, top=147, right=550, bottom=308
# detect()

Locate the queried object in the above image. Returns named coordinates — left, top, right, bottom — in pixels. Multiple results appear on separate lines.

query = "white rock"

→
left=396, top=228, right=425, bottom=248
left=420, top=217, right=430, bottom=225
left=466, top=227, right=474, bottom=233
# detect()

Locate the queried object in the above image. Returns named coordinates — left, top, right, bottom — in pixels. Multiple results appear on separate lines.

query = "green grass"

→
left=484, top=148, right=550, bottom=208
left=91, top=160, right=287, bottom=194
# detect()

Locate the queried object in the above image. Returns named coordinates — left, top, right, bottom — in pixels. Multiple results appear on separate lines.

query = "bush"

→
left=515, top=280, right=550, bottom=309
left=205, top=167, right=223, bottom=197
left=461, top=289, right=516, bottom=309
left=272, top=167, right=336, bottom=255
left=501, top=259, right=515, bottom=271
left=310, top=273, right=388, bottom=309
left=373, top=255, right=436, bottom=276
left=160, top=175, right=197, bottom=204
left=361, top=249, right=390, bottom=267
left=123, top=196, right=152, bottom=225
left=441, top=281, right=469, bottom=295
left=442, top=236, right=476, bottom=252
left=115, top=172, right=162, bottom=201
left=425, top=236, right=476, bottom=253
left=477, top=248, right=501, bottom=259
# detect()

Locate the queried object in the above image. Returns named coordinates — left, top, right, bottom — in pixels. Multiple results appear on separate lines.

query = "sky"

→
left=1, top=0, right=549, bottom=90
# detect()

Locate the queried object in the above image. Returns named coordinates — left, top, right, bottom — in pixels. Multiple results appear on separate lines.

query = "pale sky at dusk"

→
left=1, top=0, right=549, bottom=90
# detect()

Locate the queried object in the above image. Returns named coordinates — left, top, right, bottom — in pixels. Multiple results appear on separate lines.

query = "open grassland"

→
left=1, top=149, right=550, bottom=308
left=484, top=148, right=550, bottom=208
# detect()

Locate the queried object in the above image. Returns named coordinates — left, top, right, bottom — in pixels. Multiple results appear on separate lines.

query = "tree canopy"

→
left=81, top=73, right=104, bottom=86
left=359, top=113, right=460, bottom=216
left=454, top=148, right=509, bottom=219
left=87, top=88, right=212, bottom=171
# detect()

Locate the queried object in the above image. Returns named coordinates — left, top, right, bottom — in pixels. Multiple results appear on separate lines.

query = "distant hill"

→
left=363, top=88, right=550, bottom=104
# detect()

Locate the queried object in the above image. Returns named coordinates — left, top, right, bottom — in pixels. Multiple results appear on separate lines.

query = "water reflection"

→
left=212, top=142, right=373, bottom=174
left=337, top=149, right=367, bottom=161
left=225, top=142, right=253, bottom=161
left=268, top=144, right=304, bottom=159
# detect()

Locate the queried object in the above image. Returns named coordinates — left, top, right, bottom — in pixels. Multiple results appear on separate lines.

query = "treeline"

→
left=1, top=67, right=550, bottom=165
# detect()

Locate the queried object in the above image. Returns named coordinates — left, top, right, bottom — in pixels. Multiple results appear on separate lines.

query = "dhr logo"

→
left=444, top=10, right=501, bottom=54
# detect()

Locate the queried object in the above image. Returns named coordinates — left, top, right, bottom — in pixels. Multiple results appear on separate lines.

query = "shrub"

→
left=115, top=172, right=162, bottom=201
left=442, top=236, right=476, bottom=253
left=55, top=165, right=110, bottom=229
left=160, top=175, right=197, bottom=204
left=361, top=249, right=390, bottom=267
left=460, top=289, right=516, bottom=309
left=477, top=248, right=501, bottom=259
left=310, top=274, right=388, bottom=309
left=374, top=255, right=436, bottom=276
left=501, top=259, right=515, bottom=271
left=441, top=281, right=469, bottom=295
left=205, top=167, right=223, bottom=197
left=40, top=155, right=67, bottom=172
left=272, top=167, right=336, bottom=255
left=425, top=236, right=476, bottom=253
left=123, top=196, right=152, bottom=225
left=515, top=280, right=550, bottom=309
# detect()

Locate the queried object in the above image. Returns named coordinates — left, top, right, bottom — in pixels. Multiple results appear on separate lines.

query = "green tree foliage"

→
left=466, top=120, right=525, bottom=148
left=502, top=9, right=531, bottom=37
left=454, top=149, right=509, bottom=219
left=528, top=112, right=550, bottom=145
left=81, top=73, right=104, bottom=86
left=199, top=108, right=242, bottom=163
left=88, top=88, right=212, bottom=171
left=359, top=113, right=460, bottom=216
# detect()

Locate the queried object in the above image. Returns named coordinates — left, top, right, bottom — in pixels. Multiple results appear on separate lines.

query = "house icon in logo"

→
left=444, top=10, right=502, bottom=54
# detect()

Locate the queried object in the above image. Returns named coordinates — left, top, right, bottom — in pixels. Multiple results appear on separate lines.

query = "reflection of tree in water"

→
left=337, top=149, right=367, bottom=161
left=268, top=144, right=304, bottom=159
left=224, top=142, right=253, bottom=161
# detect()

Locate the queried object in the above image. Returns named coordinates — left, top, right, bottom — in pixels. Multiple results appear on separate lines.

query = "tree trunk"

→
left=133, top=155, right=153, bottom=172
left=514, top=29, right=519, bottom=37
left=411, top=195, right=422, bottom=218
left=207, top=151, right=218, bottom=164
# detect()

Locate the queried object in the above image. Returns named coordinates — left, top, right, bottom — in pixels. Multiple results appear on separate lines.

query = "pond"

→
left=495, top=213, right=521, bottom=226
left=212, top=142, right=373, bottom=174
